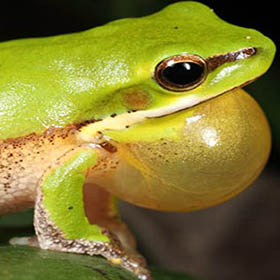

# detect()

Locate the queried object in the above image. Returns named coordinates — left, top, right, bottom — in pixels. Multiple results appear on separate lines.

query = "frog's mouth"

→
left=80, top=47, right=258, bottom=141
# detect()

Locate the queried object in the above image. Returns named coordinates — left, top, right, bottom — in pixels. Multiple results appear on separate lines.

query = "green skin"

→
left=0, top=2, right=275, bottom=139
left=0, top=2, right=276, bottom=279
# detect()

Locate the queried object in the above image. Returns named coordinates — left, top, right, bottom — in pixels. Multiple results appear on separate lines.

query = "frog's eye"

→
left=155, top=54, right=207, bottom=92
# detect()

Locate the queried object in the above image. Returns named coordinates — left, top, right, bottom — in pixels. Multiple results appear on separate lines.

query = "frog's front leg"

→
left=33, top=146, right=150, bottom=280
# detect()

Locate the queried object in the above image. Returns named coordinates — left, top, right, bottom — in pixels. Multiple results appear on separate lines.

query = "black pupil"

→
left=162, top=62, right=203, bottom=86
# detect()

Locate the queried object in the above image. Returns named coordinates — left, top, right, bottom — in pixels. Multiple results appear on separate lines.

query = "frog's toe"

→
left=9, top=235, right=39, bottom=247
left=101, top=228, right=150, bottom=279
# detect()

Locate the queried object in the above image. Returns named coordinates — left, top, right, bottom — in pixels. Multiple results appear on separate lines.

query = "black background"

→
left=0, top=1, right=278, bottom=49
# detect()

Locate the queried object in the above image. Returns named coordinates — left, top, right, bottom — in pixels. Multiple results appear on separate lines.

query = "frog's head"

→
left=81, top=2, right=275, bottom=211
left=82, top=1, right=275, bottom=133
left=115, top=1, right=275, bottom=115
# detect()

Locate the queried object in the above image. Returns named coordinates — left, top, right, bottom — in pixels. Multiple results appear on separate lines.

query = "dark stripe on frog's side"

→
left=147, top=48, right=258, bottom=121
left=206, top=47, right=257, bottom=72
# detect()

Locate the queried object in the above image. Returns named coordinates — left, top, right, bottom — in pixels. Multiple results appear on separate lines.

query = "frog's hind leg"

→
left=33, top=146, right=150, bottom=280
left=83, top=182, right=145, bottom=264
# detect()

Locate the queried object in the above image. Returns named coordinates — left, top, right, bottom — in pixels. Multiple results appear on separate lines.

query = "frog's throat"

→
left=79, top=47, right=257, bottom=142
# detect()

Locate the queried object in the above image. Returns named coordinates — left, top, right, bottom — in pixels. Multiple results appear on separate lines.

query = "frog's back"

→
left=0, top=33, right=103, bottom=139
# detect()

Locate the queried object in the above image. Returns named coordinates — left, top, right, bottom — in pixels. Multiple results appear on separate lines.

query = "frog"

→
left=0, top=1, right=276, bottom=279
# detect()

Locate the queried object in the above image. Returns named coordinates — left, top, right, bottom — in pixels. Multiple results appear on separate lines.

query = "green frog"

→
left=0, top=2, right=275, bottom=279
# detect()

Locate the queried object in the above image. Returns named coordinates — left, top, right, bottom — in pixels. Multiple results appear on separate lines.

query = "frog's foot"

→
left=34, top=147, right=151, bottom=280
left=34, top=197, right=150, bottom=280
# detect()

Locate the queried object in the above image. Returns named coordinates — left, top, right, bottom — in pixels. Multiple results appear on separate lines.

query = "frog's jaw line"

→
left=79, top=94, right=206, bottom=142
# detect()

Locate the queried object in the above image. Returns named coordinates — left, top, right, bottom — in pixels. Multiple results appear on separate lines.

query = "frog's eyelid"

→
left=206, top=47, right=257, bottom=72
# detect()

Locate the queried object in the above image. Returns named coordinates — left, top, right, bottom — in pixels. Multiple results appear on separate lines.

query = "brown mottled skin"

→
left=0, top=125, right=81, bottom=215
